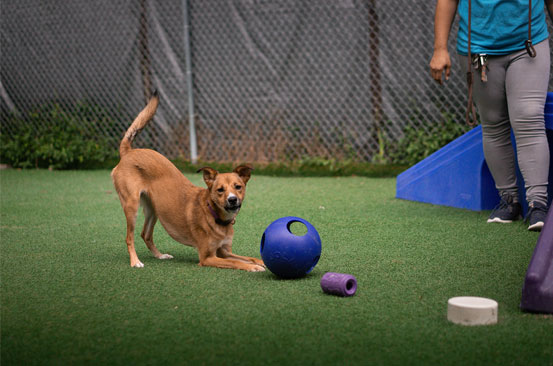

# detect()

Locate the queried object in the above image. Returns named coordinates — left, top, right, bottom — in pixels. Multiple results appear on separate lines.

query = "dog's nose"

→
left=228, top=196, right=238, bottom=205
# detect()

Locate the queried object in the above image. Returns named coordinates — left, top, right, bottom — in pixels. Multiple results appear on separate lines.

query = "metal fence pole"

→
left=182, top=0, right=197, bottom=164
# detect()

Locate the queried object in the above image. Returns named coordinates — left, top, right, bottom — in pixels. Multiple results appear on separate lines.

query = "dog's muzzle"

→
left=225, top=196, right=241, bottom=212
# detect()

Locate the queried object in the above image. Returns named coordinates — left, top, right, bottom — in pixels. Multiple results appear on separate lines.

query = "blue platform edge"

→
left=396, top=92, right=553, bottom=212
left=396, top=126, right=498, bottom=210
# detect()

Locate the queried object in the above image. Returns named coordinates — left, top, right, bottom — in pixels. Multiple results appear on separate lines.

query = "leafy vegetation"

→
left=388, top=117, right=471, bottom=166
left=1, top=101, right=470, bottom=174
left=172, top=158, right=408, bottom=177
left=0, top=103, right=119, bottom=169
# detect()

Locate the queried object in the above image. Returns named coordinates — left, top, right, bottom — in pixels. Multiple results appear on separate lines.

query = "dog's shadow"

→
left=161, top=253, right=198, bottom=266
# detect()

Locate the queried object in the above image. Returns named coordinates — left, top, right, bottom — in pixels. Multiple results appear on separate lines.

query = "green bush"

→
left=388, top=118, right=471, bottom=166
left=1, top=103, right=119, bottom=169
left=172, top=158, right=408, bottom=177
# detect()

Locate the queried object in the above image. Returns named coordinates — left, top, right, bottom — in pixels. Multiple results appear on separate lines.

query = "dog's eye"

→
left=217, top=187, right=225, bottom=193
left=235, top=185, right=242, bottom=190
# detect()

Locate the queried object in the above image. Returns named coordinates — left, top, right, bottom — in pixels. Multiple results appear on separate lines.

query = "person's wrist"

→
left=433, top=45, right=449, bottom=53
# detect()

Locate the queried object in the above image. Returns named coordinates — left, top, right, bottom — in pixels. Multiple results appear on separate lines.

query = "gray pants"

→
left=459, top=39, right=550, bottom=206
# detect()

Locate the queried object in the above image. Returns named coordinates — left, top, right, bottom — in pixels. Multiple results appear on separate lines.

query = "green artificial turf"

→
left=1, top=169, right=552, bottom=365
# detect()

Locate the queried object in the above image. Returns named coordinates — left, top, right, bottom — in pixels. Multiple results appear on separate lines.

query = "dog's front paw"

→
left=157, top=254, right=174, bottom=260
left=251, top=258, right=265, bottom=267
left=132, top=261, right=145, bottom=268
left=248, top=264, right=266, bottom=272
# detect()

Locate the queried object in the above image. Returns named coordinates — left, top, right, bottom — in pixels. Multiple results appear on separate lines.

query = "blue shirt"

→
left=456, top=0, right=549, bottom=55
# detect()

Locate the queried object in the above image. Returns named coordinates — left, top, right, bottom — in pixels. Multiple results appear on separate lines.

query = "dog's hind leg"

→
left=123, top=198, right=144, bottom=268
left=140, top=195, right=173, bottom=261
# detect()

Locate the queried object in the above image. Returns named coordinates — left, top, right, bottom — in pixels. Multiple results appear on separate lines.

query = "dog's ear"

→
left=197, top=167, right=218, bottom=189
left=233, top=165, right=253, bottom=185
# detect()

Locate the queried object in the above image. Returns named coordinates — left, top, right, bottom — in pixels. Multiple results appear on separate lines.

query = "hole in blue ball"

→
left=287, top=221, right=308, bottom=236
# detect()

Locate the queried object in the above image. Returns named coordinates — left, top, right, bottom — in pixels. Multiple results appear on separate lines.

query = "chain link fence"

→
left=1, top=1, right=552, bottom=164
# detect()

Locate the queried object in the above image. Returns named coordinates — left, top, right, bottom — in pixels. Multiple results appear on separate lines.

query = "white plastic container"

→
left=447, top=296, right=498, bottom=326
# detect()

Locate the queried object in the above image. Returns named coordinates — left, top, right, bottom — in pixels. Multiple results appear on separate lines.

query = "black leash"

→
left=525, top=0, right=537, bottom=57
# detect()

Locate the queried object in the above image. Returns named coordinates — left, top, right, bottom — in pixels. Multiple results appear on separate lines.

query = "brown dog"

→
left=111, top=92, right=265, bottom=271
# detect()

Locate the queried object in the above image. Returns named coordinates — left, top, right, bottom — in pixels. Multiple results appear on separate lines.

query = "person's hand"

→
left=429, top=48, right=451, bottom=85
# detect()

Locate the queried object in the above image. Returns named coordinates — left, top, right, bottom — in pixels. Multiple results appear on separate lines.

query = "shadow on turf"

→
left=122, top=251, right=323, bottom=281
left=259, top=269, right=321, bottom=281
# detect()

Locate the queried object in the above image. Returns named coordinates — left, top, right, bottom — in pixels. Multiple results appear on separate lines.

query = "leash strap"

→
left=525, top=0, right=537, bottom=57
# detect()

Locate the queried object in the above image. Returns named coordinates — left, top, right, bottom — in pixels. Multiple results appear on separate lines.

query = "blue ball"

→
left=260, top=216, right=322, bottom=279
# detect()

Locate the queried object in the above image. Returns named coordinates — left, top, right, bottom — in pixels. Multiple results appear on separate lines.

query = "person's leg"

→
left=505, top=40, right=550, bottom=231
left=460, top=53, right=519, bottom=201
left=459, top=53, right=521, bottom=223
left=505, top=40, right=550, bottom=206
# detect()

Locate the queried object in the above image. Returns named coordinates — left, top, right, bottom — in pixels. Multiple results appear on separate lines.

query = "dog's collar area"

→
left=207, top=201, right=235, bottom=226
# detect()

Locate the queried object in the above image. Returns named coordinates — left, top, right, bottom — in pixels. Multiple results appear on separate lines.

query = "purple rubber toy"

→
left=321, top=272, right=357, bottom=297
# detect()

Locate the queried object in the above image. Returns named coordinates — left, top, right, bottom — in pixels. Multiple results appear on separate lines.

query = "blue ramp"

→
left=396, top=126, right=499, bottom=211
left=397, top=92, right=553, bottom=212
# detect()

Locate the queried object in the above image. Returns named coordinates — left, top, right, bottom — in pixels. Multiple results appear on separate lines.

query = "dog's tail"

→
left=119, top=90, right=159, bottom=157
